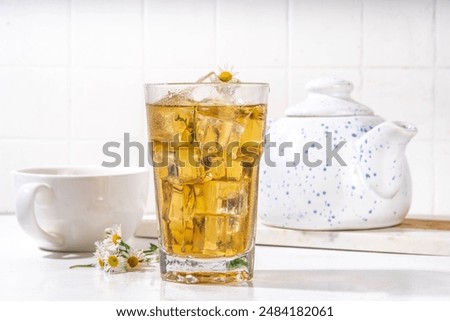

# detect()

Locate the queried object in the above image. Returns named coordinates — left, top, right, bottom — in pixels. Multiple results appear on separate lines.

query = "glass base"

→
left=159, top=248, right=254, bottom=284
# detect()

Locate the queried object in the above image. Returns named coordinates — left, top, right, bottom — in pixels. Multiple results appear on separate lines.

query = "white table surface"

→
left=1, top=214, right=450, bottom=301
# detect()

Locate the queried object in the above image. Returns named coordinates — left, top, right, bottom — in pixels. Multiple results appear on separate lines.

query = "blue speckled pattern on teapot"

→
left=259, top=77, right=417, bottom=230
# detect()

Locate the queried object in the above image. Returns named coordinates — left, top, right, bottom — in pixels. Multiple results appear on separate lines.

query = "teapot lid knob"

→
left=285, top=76, right=374, bottom=117
left=305, top=77, right=353, bottom=99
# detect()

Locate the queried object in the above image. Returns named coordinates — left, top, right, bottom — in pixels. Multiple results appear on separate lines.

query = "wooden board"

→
left=134, top=216, right=450, bottom=256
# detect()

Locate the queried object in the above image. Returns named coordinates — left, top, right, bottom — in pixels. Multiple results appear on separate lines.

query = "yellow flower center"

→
left=112, top=233, right=121, bottom=245
left=127, top=256, right=139, bottom=268
left=218, top=71, right=232, bottom=82
left=98, top=258, right=105, bottom=269
left=108, top=255, right=119, bottom=268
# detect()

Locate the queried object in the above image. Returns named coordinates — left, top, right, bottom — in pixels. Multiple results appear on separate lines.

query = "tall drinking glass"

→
left=145, top=83, right=269, bottom=284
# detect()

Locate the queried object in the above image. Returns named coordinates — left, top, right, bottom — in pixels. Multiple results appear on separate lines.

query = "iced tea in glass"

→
left=145, top=83, right=268, bottom=284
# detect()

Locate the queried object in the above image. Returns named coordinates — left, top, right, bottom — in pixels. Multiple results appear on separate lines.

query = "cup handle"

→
left=15, top=183, right=64, bottom=247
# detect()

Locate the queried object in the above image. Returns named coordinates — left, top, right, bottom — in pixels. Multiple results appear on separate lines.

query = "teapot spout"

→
left=357, top=121, right=417, bottom=198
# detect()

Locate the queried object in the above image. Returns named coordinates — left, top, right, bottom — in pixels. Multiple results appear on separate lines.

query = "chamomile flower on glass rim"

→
left=197, top=65, right=240, bottom=83
left=216, top=65, right=239, bottom=83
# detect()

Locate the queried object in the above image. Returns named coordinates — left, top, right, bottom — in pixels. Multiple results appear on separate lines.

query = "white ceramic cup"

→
left=12, top=166, right=149, bottom=252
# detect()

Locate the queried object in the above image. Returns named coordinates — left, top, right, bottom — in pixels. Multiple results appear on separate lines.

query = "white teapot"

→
left=259, top=77, right=417, bottom=230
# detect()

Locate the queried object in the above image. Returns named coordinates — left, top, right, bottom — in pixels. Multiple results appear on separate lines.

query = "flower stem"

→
left=69, top=264, right=95, bottom=269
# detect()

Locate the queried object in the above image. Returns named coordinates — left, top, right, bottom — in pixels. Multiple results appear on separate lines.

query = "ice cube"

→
left=162, top=181, right=195, bottom=253
left=205, top=158, right=227, bottom=180
left=148, top=106, right=194, bottom=142
left=238, top=116, right=264, bottom=146
left=192, top=213, right=225, bottom=255
left=156, top=89, right=195, bottom=107
left=192, top=214, right=204, bottom=254
left=203, top=180, right=248, bottom=215
left=193, top=184, right=206, bottom=213
left=163, top=147, right=205, bottom=185
left=233, top=142, right=263, bottom=166
left=225, top=159, right=243, bottom=181
left=224, top=215, right=244, bottom=256
left=195, top=113, right=244, bottom=150
left=196, top=105, right=237, bottom=121
left=203, top=156, right=253, bottom=183
left=214, top=85, right=238, bottom=106
left=192, top=213, right=245, bottom=256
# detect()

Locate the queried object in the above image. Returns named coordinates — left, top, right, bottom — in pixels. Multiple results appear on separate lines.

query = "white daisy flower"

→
left=94, top=241, right=107, bottom=270
left=215, top=65, right=239, bottom=83
left=70, top=225, right=159, bottom=274
left=123, top=248, right=146, bottom=271
left=196, top=65, right=240, bottom=84
left=103, top=224, right=122, bottom=251
left=104, top=252, right=126, bottom=274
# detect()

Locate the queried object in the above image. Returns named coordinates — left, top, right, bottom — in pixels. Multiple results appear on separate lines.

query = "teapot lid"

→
left=285, top=77, right=374, bottom=117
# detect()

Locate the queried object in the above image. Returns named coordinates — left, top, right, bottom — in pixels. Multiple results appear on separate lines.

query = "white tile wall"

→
left=0, top=66, right=69, bottom=138
left=0, top=0, right=69, bottom=66
left=144, top=67, right=214, bottom=84
left=217, top=0, right=287, bottom=67
left=71, top=0, right=143, bottom=68
left=1, top=0, right=449, bottom=216
left=405, top=141, right=434, bottom=215
left=435, top=142, right=450, bottom=215
left=70, top=140, right=114, bottom=165
left=144, top=0, right=215, bottom=68
left=362, top=69, right=434, bottom=140
left=436, top=0, right=450, bottom=66
left=363, top=0, right=434, bottom=67
left=70, top=67, right=146, bottom=140
left=435, top=69, right=450, bottom=139
left=290, top=0, right=361, bottom=67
